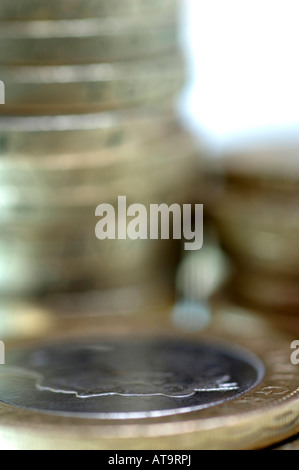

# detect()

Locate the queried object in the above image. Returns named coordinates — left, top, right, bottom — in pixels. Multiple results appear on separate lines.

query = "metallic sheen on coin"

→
left=0, top=108, right=175, bottom=157
left=0, top=19, right=177, bottom=65
left=0, top=338, right=263, bottom=418
left=0, top=0, right=178, bottom=21
left=0, top=55, right=184, bottom=115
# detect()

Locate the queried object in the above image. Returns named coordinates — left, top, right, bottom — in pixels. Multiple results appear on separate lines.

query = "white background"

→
left=181, top=0, right=299, bottom=152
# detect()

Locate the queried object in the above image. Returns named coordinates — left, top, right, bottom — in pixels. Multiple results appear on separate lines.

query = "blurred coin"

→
left=0, top=299, right=54, bottom=340
left=0, top=55, right=184, bottom=115
left=0, top=169, right=196, bottom=224
left=0, top=282, right=174, bottom=343
left=230, top=267, right=299, bottom=316
left=0, top=107, right=176, bottom=157
left=0, top=130, right=197, bottom=210
left=0, top=18, right=178, bottom=65
left=0, top=238, right=178, bottom=296
left=212, top=186, right=299, bottom=277
left=219, top=147, right=299, bottom=191
left=0, top=0, right=179, bottom=21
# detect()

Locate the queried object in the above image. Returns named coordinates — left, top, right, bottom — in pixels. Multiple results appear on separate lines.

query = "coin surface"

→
left=0, top=304, right=298, bottom=449
left=0, top=0, right=179, bottom=21
left=0, top=55, right=184, bottom=115
left=0, top=338, right=263, bottom=419
left=0, top=19, right=178, bottom=65
left=0, top=108, right=176, bottom=157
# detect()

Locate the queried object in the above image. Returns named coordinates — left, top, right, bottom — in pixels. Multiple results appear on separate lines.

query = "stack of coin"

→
left=206, top=147, right=299, bottom=327
left=0, top=1, right=199, bottom=308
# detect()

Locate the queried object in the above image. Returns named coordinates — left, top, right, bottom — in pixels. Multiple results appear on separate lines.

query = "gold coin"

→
left=0, top=131, right=197, bottom=219
left=217, top=147, right=299, bottom=192
left=0, top=18, right=178, bottom=65
left=0, top=303, right=298, bottom=449
left=0, top=55, right=184, bottom=115
left=0, top=107, right=175, bottom=157
left=0, top=238, right=178, bottom=296
left=0, top=0, right=179, bottom=21
left=211, top=188, right=299, bottom=277
left=230, top=267, right=299, bottom=315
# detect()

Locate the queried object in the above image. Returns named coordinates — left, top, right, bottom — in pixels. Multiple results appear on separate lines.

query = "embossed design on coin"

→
left=0, top=339, right=263, bottom=418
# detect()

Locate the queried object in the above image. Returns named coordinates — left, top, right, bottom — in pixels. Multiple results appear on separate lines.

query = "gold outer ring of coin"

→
left=1, top=302, right=299, bottom=450
left=0, top=107, right=176, bottom=157
left=0, top=0, right=179, bottom=21
left=0, top=55, right=185, bottom=115
left=0, top=19, right=178, bottom=65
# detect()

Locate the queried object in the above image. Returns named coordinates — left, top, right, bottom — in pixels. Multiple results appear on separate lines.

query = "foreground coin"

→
left=0, top=18, right=178, bottom=65
left=0, top=55, right=184, bottom=115
left=0, top=338, right=262, bottom=418
left=0, top=0, right=179, bottom=21
left=0, top=304, right=297, bottom=449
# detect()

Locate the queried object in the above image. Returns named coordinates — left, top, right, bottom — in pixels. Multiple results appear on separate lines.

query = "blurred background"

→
left=182, top=0, right=299, bottom=151
left=181, top=0, right=299, bottom=335
left=1, top=0, right=299, bottom=339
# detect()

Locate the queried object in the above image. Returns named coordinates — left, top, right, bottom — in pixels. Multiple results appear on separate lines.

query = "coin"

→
left=0, top=124, right=193, bottom=171
left=0, top=0, right=179, bottom=21
left=0, top=283, right=174, bottom=343
left=0, top=239, right=178, bottom=296
left=211, top=177, right=299, bottom=277
left=218, top=147, right=299, bottom=191
left=0, top=108, right=176, bottom=157
left=0, top=338, right=262, bottom=418
left=0, top=19, right=178, bottom=65
left=230, top=267, right=299, bottom=315
left=0, top=131, right=197, bottom=218
left=0, top=304, right=297, bottom=449
left=0, top=55, right=184, bottom=115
